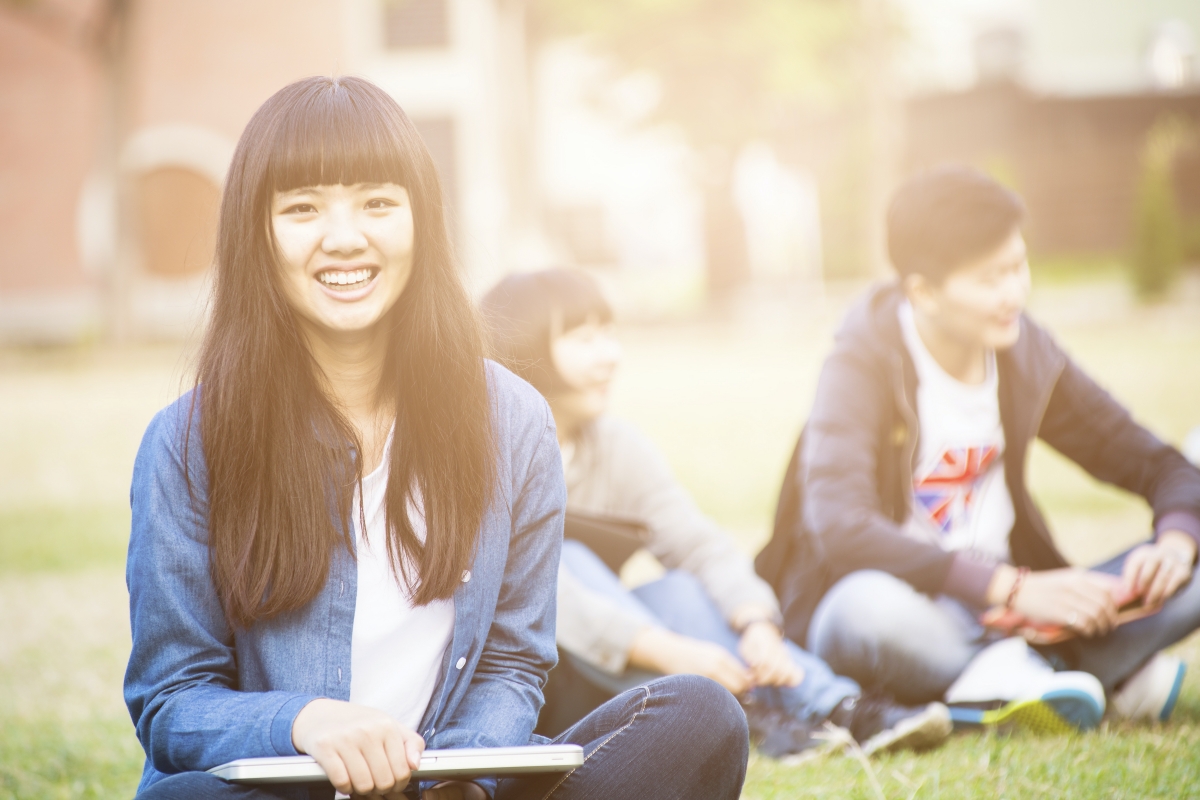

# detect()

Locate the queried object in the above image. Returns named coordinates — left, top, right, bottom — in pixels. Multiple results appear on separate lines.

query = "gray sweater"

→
left=557, top=415, right=781, bottom=674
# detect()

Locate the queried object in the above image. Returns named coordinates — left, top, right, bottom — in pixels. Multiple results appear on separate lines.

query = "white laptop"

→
left=208, top=744, right=584, bottom=784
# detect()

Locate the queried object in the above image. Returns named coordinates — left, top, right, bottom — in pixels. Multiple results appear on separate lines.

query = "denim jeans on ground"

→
left=558, top=539, right=859, bottom=724
left=807, top=545, right=1200, bottom=703
left=135, top=675, right=748, bottom=800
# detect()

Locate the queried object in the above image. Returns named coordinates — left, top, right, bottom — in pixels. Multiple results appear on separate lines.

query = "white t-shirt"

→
left=349, top=433, right=455, bottom=731
left=899, top=301, right=1015, bottom=562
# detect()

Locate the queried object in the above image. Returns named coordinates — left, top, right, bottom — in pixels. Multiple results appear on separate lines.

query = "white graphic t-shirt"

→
left=899, top=301, right=1015, bottom=562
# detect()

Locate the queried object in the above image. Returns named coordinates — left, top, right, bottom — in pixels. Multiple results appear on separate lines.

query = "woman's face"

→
left=549, top=313, right=621, bottom=427
left=271, top=182, right=414, bottom=337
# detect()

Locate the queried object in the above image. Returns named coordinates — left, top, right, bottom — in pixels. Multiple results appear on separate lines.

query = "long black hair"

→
left=193, top=76, right=494, bottom=628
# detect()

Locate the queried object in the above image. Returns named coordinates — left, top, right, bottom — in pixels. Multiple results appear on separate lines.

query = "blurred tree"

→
left=1, top=0, right=134, bottom=339
left=1131, top=116, right=1192, bottom=300
left=530, top=0, right=896, bottom=295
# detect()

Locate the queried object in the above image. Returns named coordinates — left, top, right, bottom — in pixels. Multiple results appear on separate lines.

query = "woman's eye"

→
left=365, top=198, right=397, bottom=210
left=283, top=203, right=316, bottom=214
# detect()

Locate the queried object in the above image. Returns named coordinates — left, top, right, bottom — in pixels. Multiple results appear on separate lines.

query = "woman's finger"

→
left=717, top=656, right=752, bottom=695
left=336, top=745, right=379, bottom=796
left=317, top=751, right=352, bottom=796
left=754, top=657, right=786, bottom=687
left=403, top=731, right=425, bottom=771
left=771, top=649, right=804, bottom=687
left=382, top=729, right=414, bottom=790
left=363, top=737, right=401, bottom=795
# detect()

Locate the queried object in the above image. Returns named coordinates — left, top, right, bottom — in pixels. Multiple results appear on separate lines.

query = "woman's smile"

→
left=315, top=264, right=382, bottom=298
left=272, top=182, right=414, bottom=337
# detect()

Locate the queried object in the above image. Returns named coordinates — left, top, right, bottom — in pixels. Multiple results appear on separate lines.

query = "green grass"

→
left=0, top=507, right=129, bottom=574
left=1029, top=255, right=1126, bottom=287
left=2, top=276, right=1199, bottom=798
left=0, top=718, right=143, bottom=800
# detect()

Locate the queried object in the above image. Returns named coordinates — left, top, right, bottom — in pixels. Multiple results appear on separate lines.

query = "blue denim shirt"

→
left=124, top=363, right=564, bottom=798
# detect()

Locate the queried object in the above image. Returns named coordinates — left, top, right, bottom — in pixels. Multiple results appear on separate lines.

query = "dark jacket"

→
left=757, top=282, right=1200, bottom=647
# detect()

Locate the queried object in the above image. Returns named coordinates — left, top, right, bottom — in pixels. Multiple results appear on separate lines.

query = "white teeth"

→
left=318, top=269, right=372, bottom=287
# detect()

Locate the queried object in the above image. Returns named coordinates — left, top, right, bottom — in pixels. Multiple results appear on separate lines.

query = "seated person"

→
left=758, top=165, right=1200, bottom=730
left=125, top=77, right=750, bottom=800
left=481, top=268, right=952, bottom=759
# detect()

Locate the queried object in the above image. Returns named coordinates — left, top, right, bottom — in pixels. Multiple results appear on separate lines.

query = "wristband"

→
left=735, top=614, right=783, bottom=634
left=1005, top=566, right=1030, bottom=610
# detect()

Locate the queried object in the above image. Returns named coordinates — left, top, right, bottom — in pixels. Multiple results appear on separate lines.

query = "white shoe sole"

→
left=860, top=702, right=954, bottom=756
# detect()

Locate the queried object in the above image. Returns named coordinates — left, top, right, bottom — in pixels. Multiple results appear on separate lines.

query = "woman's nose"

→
left=600, top=337, right=623, bottom=369
left=322, top=206, right=368, bottom=255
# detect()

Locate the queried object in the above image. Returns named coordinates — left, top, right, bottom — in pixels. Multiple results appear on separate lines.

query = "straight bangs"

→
left=552, top=270, right=613, bottom=331
left=263, top=82, right=421, bottom=198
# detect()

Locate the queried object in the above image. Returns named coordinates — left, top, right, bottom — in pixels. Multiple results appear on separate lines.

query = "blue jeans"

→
left=552, top=540, right=859, bottom=727
left=808, top=546, right=1200, bottom=703
left=135, top=675, right=749, bottom=800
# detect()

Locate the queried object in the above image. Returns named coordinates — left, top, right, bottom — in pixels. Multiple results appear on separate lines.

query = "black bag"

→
left=563, top=511, right=646, bottom=573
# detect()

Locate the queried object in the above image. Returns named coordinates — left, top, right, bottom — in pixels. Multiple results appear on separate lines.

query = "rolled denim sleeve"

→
left=124, top=398, right=319, bottom=776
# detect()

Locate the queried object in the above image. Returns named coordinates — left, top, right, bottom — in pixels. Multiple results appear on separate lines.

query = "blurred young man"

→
left=759, top=166, right=1200, bottom=731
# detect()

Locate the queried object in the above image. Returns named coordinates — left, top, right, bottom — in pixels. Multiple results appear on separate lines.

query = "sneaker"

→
left=1112, top=653, right=1186, bottom=722
left=945, top=637, right=1105, bottom=732
left=742, top=702, right=834, bottom=761
left=827, top=694, right=953, bottom=755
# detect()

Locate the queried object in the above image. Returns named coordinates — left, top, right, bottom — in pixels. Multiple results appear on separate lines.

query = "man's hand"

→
left=628, top=627, right=753, bottom=695
left=1122, top=531, right=1197, bottom=608
left=423, top=781, right=488, bottom=800
left=1010, top=568, right=1119, bottom=637
left=737, top=621, right=804, bottom=689
left=292, top=698, right=424, bottom=798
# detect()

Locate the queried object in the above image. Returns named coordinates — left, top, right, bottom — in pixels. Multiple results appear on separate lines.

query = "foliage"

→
left=530, top=0, right=895, bottom=281
left=1130, top=115, right=1192, bottom=300
left=530, top=0, right=866, bottom=147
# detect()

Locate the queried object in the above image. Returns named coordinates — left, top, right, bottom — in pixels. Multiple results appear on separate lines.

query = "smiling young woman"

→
left=124, top=77, right=749, bottom=800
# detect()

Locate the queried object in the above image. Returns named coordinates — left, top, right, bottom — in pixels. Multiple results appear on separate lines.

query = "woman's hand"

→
left=1010, top=568, right=1119, bottom=638
left=423, top=781, right=488, bottom=800
left=1122, top=531, right=1196, bottom=608
left=292, top=698, right=424, bottom=798
left=737, top=621, right=804, bottom=688
left=629, top=627, right=753, bottom=695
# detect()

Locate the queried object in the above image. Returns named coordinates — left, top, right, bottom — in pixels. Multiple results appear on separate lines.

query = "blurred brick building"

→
left=898, top=0, right=1200, bottom=258
left=905, top=85, right=1200, bottom=256
left=0, top=0, right=533, bottom=342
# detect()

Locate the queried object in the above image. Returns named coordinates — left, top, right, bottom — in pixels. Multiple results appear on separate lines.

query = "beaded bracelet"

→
left=1005, top=566, right=1030, bottom=610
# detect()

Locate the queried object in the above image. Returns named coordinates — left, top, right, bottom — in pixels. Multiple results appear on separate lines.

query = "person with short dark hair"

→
left=759, top=165, right=1200, bottom=732
left=481, top=268, right=954, bottom=762
left=124, top=76, right=751, bottom=800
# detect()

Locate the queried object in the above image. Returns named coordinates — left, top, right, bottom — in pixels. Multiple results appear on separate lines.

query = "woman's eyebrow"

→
left=277, top=186, right=325, bottom=199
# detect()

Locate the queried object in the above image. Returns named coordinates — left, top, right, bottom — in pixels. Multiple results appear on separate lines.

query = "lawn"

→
left=1, top=273, right=1198, bottom=798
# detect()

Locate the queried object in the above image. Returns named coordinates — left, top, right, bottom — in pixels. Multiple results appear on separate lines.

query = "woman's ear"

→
left=904, top=273, right=938, bottom=317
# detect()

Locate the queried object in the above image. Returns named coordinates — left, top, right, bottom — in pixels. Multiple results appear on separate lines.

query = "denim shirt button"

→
left=455, top=657, right=466, bottom=670
left=461, top=570, right=471, bottom=583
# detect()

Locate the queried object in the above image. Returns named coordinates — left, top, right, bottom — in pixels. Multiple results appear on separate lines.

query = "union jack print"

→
left=913, top=445, right=1000, bottom=534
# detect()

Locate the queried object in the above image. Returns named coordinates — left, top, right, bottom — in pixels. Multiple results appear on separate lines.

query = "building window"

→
left=383, top=0, right=449, bottom=50
left=413, top=117, right=458, bottom=239
left=136, top=167, right=219, bottom=278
